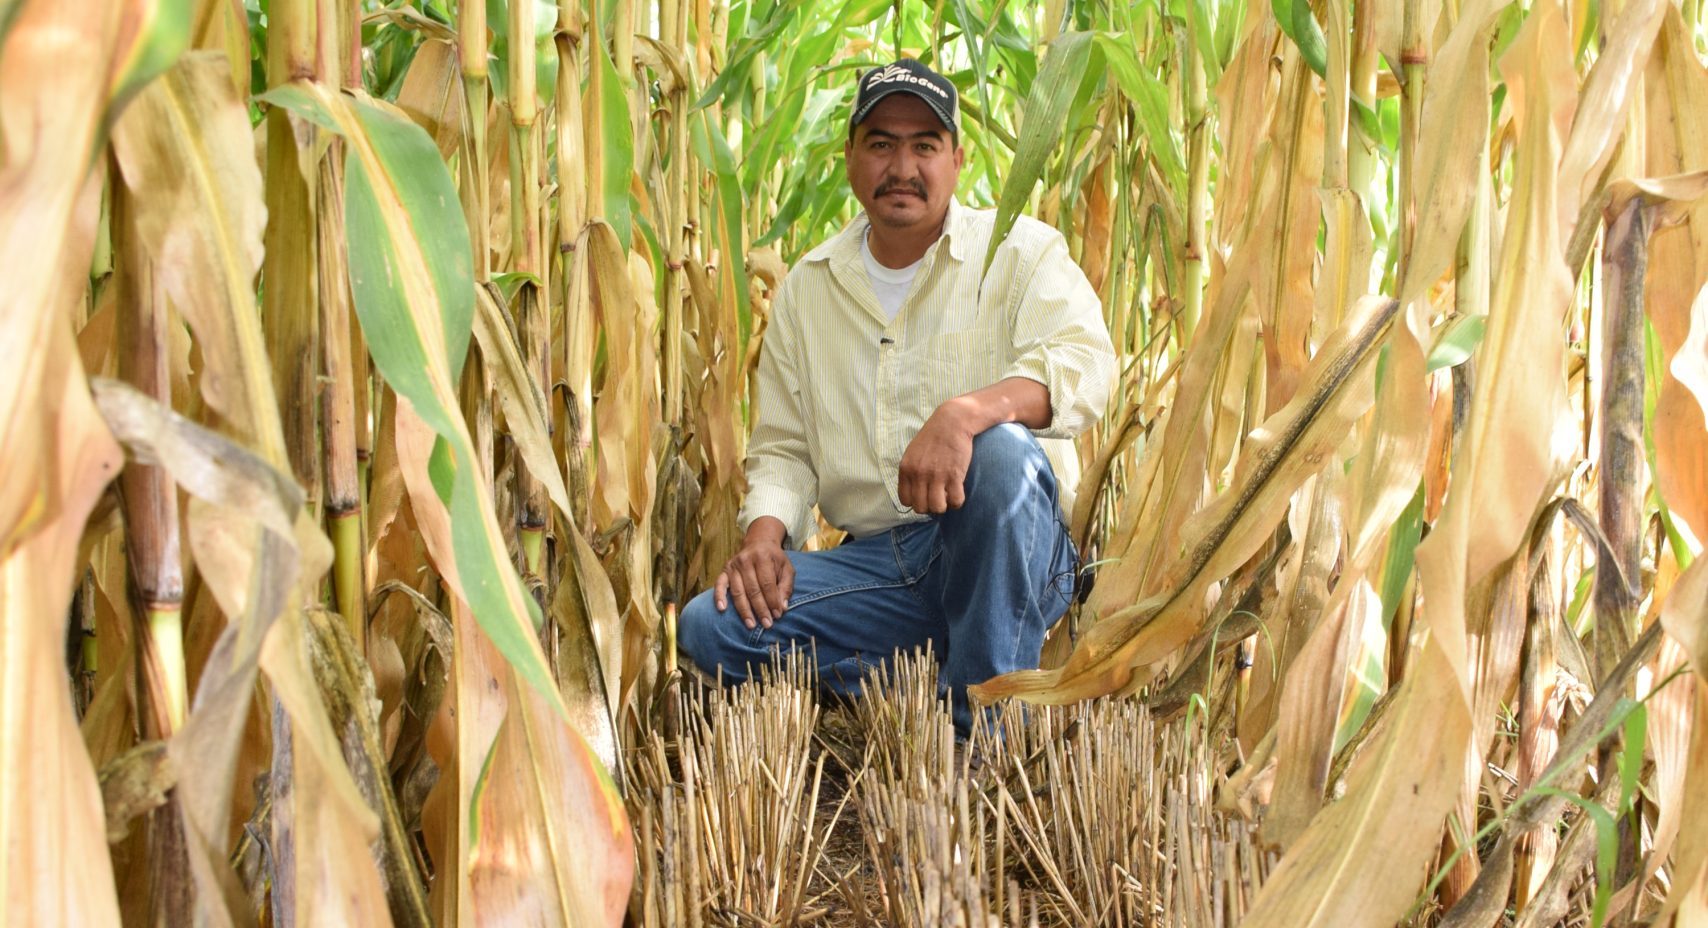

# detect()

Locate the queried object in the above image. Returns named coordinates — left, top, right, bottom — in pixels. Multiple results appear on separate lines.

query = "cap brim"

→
left=850, top=86, right=957, bottom=134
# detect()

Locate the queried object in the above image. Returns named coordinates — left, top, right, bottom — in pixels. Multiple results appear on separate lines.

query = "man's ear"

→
left=953, top=144, right=965, bottom=173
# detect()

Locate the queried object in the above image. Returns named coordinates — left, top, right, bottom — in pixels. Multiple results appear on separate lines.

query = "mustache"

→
left=875, top=180, right=926, bottom=198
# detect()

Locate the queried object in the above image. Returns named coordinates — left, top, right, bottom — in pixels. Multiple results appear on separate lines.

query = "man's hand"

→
left=898, top=397, right=979, bottom=514
left=899, top=379, right=1053, bottom=514
left=715, top=516, right=794, bottom=629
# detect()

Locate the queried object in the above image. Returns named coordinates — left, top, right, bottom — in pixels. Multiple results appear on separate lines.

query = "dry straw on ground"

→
left=627, top=650, right=1286, bottom=927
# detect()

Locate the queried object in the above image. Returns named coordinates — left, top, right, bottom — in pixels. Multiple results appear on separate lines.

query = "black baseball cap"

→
left=849, top=59, right=959, bottom=135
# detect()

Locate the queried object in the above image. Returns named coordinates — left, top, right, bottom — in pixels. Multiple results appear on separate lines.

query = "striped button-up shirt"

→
left=740, top=200, right=1116, bottom=545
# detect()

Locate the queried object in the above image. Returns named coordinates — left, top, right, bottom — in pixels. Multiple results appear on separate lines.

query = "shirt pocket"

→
left=919, top=329, right=1010, bottom=411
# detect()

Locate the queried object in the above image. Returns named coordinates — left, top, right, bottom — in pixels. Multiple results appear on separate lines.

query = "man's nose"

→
left=886, top=148, right=921, bottom=178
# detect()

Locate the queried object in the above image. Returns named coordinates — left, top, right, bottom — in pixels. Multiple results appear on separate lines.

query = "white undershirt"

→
left=860, top=229, right=922, bottom=321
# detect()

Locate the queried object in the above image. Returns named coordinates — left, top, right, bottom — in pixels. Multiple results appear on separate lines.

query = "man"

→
left=678, top=58, right=1115, bottom=734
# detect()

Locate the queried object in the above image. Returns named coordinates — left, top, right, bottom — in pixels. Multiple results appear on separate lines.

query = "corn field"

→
left=4, top=0, right=1708, bottom=923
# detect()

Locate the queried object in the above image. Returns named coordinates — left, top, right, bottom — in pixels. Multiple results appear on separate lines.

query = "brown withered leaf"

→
left=111, top=56, right=397, bottom=927
left=469, top=672, right=635, bottom=928
left=1082, top=257, right=1256, bottom=620
left=0, top=1, right=169, bottom=921
left=473, top=283, right=574, bottom=521
left=1398, top=0, right=1508, bottom=307
left=92, top=378, right=298, bottom=540
left=0, top=323, right=125, bottom=925
left=1253, top=64, right=1324, bottom=412
left=1644, top=627, right=1695, bottom=907
left=1243, top=5, right=1578, bottom=922
left=1260, top=483, right=1358, bottom=848
left=1642, top=8, right=1708, bottom=545
left=98, top=740, right=176, bottom=844
left=1555, top=0, right=1667, bottom=242
left=394, top=38, right=464, bottom=159
left=975, top=296, right=1399, bottom=705
left=1657, top=557, right=1708, bottom=920
left=258, top=610, right=394, bottom=927
left=110, top=53, right=272, bottom=450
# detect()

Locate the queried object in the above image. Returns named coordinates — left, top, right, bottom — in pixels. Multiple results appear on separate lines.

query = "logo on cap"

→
left=865, top=64, right=951, bottom=100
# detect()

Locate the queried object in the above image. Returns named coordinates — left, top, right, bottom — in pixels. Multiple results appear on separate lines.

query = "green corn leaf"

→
left=110, top=0, right=191, bottom=105
left=692, top=3, right=802, bottom=109
left=595, top=34, right=635, bottom=248
left=1213, top=0, right=1246, bottom=70
left=1616, top=702, right=1646, bottom=811
left=1377, top=487, right=1425, bottom=628
left=1094, top=33, right=1187, bottom=197
left=1426, top=313, right=1488, bottom=371
left=692, top=109, right=752, bottom=334
left=1535, top=788, right=1619, bottom=928
left=1186, top=0, right=1224, bottom=85
left=1273, top=0, right=1328, bottom=79
left=261, top=82, right=560, bottom=717
left=951, top=0, right=996, bottom=147
left=981, top=30, right=1095, bottom=276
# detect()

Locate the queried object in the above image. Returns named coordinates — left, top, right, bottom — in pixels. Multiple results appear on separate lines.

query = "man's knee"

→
left=963, top=423, right=1053, bottom=508
left=677, top=590, right=749, bottom=676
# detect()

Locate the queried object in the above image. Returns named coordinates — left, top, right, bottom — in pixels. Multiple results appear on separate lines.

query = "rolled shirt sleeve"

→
left=999, top=226, right=1117, bottom=439
left=737, top=294, right=820, bottom=549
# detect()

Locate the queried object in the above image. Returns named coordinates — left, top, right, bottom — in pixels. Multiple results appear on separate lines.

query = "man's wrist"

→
left=742, top=516, right=789, bottom=549
left=934, top=394, right=989, bottom=436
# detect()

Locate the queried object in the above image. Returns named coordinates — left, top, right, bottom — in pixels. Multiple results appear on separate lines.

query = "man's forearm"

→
left=938, top=376, right=1051, bottom=434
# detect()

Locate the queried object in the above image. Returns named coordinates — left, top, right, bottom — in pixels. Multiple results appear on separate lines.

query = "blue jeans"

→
left=678, top=423, right=1077, bottom=734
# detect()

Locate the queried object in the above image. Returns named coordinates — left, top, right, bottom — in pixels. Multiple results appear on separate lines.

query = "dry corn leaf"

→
left=1263, top=573, right=1375, bottom=846
left=1084, top=258, right=1256, bottom=618
left=548, top=532, right=623, bottom=778
left=394, top=38, right=464, bottom=159
left=589, top=222, right=641, bottom=528
left=1263, top=294, right=1431, bottom=839
left=1254, top=62, right=1324, bottom=412
left=257, top=610, right=393, bottom=927
left=1643, top=8, right=1708, bottom=546
left=469, top=672, right=634, bottom=927
left=0, top=0, right=189, bottom=921
left=190, top=0, right=248, bottom=96
left=0, top=343, right=124, bottom=926
left=1657, top=557, right=1708, bottom=919
left=0, top=159, right=124, bottom=928
left=1398, top=0, right=1508, bottom=306
left=1554, top=0, right=1666, bottom=240
left=91, top=378, right=387, bottom=927
left=109, top=52, right=272, bottom=451
left=472, top=284, right=574, bottom=521
left=92, top=380, right=295, bottom=540
left=108, top=54, right=390, bottom=926
left=1645, top=626, right=1695, bottom=902
left=1675, top=285, right=1708, bottom=425
left=1245, top=4, right=1578, bottom=921
left=977, top=295, right=1398, bottom=704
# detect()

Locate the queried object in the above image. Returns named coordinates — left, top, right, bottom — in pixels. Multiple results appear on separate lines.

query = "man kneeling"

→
left=678, top=58, right=1115, bottom=735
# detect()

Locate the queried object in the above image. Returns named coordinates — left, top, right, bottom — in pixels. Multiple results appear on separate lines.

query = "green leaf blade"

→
left=981, top=30, right=1096, bottom=276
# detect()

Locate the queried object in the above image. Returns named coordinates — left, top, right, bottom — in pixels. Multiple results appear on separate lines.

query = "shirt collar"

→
left=941, top=199, right=970, bottom=262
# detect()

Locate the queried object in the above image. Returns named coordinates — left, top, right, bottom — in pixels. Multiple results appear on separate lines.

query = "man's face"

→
left=845, top=94, right=964, bottom=235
